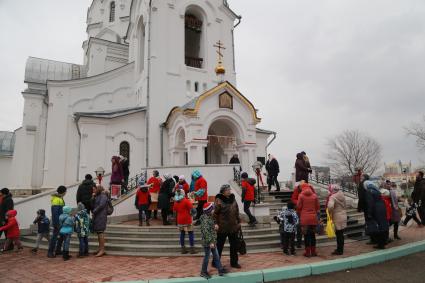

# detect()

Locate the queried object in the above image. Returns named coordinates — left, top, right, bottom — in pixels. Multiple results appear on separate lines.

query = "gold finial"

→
left=214, top=40, right=226, bottom=76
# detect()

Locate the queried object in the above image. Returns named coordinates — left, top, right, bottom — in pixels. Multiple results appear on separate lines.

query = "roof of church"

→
left=181, top=97, right=198, bottom=110
left=74, top=107, right=146, bottom=119
left=0, top=131, right=15, bottom=156
left=256, top=128, right=276, bottom=135
left=25, top=57, right=85, bottom=84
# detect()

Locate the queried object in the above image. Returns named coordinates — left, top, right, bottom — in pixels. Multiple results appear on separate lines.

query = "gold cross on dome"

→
left=214, top=40, right=226, bottom=61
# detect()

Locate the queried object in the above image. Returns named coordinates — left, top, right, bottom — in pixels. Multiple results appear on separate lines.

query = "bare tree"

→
left=405, top=115, right=425, bottom=150
left=326, top=130, right=382, bottom=177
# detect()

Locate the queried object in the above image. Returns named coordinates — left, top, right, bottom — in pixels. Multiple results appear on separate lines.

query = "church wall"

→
left=78, top=112, right=145, bottom=180
left=9, top=93, right=48, bottom=190
left=42, top=64, right=137, bottom=188
left=86, top=0, right=131, bottom=41
left=0, top=156, right=12, bottom=188
left=256, top=132, right=269, bottom=163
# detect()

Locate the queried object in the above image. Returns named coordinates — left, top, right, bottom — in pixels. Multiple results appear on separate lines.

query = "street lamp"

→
left=95, top=167, right=105, bottom=185
left=252, top=161, right=263, bottom=204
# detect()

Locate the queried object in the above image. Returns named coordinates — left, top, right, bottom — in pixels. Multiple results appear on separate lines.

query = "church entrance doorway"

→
left=205, top=119, right=240, bottom=164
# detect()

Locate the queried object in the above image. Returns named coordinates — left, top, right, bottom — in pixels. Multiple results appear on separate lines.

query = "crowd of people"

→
left=1, top=151, right=425, bottom=278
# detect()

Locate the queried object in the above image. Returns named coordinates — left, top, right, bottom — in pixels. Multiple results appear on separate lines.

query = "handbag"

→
left=236, top=229, right=247, bottom=255
left=325, top=209, right=336, bottom=238
left=107, top=199, right=114, bottom=216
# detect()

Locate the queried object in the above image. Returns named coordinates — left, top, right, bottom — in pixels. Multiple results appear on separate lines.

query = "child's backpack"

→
left=285, top=212, right=295, bottom=225
left=74, top=215, right=82, bottom=234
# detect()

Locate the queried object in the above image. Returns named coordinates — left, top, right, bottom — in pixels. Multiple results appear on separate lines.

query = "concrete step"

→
left=20, top=236, right=365, bottom=257
left=21, top=226, right=365, bottom=256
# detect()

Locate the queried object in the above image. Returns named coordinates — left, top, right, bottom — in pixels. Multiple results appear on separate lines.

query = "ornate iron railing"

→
left=125, top=170, right=148, bottom=195
left=185, top=56, right=203, bottom=68
left=310, top=174, right=358, bottom=197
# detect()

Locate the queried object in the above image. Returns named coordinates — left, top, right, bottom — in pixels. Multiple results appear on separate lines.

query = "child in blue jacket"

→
left=32, top=209, right=50, bottom=253
left=59, top=206, right=75, bottom=260
left=75, top=203, right=91, bottom=257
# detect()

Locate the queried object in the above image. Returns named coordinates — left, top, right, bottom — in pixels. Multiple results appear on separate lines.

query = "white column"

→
left=185, top=140, right=208, bottom=165
left=237, top=144, right=257, bottom=173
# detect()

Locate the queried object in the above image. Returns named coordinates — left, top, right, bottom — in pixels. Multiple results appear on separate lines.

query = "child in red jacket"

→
left=0, top=210, right=23, bottom=252
left=135, top=181, right=152, bottom=226
left=241, top=172, right=257, bottom=226
left=173, top=188, right=196, bottom=254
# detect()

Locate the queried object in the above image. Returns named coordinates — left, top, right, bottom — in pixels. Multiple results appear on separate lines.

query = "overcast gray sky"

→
left=0, top=0, right=424, bottom=178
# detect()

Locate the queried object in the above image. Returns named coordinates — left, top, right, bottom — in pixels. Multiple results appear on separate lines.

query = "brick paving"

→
left=0, top=223, right=424, bottom=282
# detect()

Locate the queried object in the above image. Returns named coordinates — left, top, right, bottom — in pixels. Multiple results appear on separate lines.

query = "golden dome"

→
left=215, top=63, right=226, bottom=75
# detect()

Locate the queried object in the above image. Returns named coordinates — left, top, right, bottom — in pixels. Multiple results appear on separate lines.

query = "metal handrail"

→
left=310, top=174, right=358, bottom=197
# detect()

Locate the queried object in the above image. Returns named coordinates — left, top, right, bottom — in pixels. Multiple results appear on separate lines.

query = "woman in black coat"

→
left=92, top=185, right=109, bottom=257
left=364, top=181, right=389, bottom=249
left=158, top=174, right=175, bottom=225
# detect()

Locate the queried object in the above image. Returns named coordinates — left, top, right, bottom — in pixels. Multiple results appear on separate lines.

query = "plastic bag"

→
left=325, top=209, right=336, bottom=238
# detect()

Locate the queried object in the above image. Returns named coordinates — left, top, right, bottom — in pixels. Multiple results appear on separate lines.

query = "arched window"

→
left=119, top=141, right=130, bottom=163
left=109, top=1, right=116, bottom=22
left=185, top=9, right=204, bottom=69
left=137, top=18, right=145, bottom=73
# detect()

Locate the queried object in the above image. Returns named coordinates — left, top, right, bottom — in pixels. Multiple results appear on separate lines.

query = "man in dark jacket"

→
left=295, top=153, right=310, bottom=183
left=229, top=154, right=240, bottom=164
left=267, top=155, right=280, bottom=192
left=76, top=174, right=96, bottom=214
left=120, top=156, right=130, bottom=194
left=0, top=188, right=14, bottom=243
left=214, top=184, right=242, bottom=269
left=412, top=171, right=425, bottom=224
left=357, top=174, right=369, bottom=213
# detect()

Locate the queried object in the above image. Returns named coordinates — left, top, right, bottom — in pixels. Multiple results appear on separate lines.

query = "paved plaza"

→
left=0, top=223, right=424, bottom=282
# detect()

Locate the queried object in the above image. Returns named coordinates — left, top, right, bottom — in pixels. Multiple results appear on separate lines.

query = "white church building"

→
left=0, top=0, right=276, bottom=191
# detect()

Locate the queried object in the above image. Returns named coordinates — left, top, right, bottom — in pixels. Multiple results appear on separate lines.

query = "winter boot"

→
left=63, top=251, right=72, bottom=261
left=303, top=246, right=311, bottom=258
left=190, top=246, right=197, bottom=254
left=95, top=234, right=106, bottom=257
left=311, top=246, right=318, bottom=257
left=181, top=246, right=188, bottom=254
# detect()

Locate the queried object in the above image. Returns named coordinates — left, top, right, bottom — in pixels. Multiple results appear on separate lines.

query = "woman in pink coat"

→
left=327, top=185, right=347, bottom=255
left=297, top=184, right=320, bottom=257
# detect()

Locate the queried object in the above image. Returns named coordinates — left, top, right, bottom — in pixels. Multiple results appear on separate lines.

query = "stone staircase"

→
left=20, top=189, right=365, bottom=257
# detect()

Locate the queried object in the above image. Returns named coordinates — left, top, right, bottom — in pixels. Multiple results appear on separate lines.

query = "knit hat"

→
left=192, top=170, right=202, bottom=179
left=77, top=202, right=86, bottom=212
left=179, top=175, right=185, bottom=181
left=241, top=172, right=248, bottom=179
left=380, top=188, right=390, bottom=197
left=329, top=184, right=341, bottom=193
left=220, top=184, right=231, bottom=194
left=364, top=180, right=377, bottom=191
left=57, top=186, right=67, bottom=194
left=163, top=173, right=172, bottom=180
left=0, top=188, right=9, bottom=195
left=37, top=209, right=46, bottom=216
left=62, top=206, right=72, bottom=214
left=174, top=189, right=185, bottom=201
left=203, top=202, right=214, bottom=214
